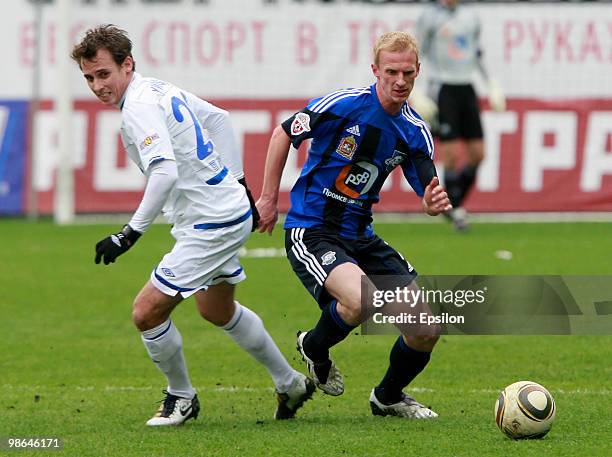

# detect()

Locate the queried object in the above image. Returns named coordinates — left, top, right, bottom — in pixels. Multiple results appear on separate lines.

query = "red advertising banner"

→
left=32, top=97, right=612, bottom=215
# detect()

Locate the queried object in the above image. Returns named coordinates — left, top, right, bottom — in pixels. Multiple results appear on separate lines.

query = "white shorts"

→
left=151, top=216, right=252, bottom=298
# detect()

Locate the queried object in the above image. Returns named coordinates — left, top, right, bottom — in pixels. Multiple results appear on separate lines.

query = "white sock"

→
left=223, top=302, right=297, bottom=392
left=141, top=320, right=196, bottom=399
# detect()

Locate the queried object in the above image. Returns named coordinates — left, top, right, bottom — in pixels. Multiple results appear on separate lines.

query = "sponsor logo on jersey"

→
left=161, top=268, right=175, bottom=278
left=321, top=251, right=337, bottom=266
left=345, top=169, right=370, bottom=186
left=322, top=188, right=364, bottom=207
left=336, top=135, right=357, bottom=159
left=290, top=112, right=311, bottom=136
left=385, top=149, right=407, bottom=171
left=139, top=132, right=160, bottom=151
left=346, top=125, right=360, bottom=136
left=334, top=161, right=379, bottom=199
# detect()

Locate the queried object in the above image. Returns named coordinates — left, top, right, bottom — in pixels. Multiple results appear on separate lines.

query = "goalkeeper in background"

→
left=412, top=0, right=505, bottom=231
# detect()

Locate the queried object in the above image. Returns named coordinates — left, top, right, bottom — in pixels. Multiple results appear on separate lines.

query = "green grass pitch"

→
left=1, top=219, right=611, bottom=456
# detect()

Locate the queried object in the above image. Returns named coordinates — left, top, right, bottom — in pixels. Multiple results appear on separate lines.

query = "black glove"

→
left=94, top=224, right=142, bottom=265
left=238, top=177, right=260, bottom=232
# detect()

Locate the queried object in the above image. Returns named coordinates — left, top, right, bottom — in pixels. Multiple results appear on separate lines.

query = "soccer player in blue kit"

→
left=256, top=32, right=452, bottom=418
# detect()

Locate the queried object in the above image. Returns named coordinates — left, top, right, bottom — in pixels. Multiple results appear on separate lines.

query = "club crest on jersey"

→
left=290, top=113, right=311, bottom=136
left=321, top=251, right=337, bottom=266
left=139, top=133, right=160, bottom=151
left=336, top=135, right=357, bottom=159
left=385, top=150, right=407, bottom=171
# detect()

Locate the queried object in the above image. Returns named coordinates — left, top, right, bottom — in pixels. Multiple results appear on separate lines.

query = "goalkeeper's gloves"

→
left=94, top=224, right=142, bottom=265
left=488, top=79, right=506, bottom=112
left=238, top=177, right=260, bottom=232
left=409, top=89, right=438, bottom=125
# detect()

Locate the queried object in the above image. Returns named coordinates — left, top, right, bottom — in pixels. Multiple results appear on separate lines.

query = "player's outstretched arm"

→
left=422, top=176, right=452, bottom=216
left=255, top=125, right=292, bottom=235
left=94, top=160, right=178, bottom=265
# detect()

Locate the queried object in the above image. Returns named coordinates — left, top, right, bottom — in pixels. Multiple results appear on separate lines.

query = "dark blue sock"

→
left=303, top=301, right=355, bottom=370
left=375, top=336, right=431, bottom=405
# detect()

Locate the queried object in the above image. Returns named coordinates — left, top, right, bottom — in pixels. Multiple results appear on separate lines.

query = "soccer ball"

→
left=494, top=381, right=556, bottom=439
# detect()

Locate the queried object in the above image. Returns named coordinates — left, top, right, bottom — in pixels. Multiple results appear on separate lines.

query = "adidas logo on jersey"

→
left=346, top=125, right=360, bottom=136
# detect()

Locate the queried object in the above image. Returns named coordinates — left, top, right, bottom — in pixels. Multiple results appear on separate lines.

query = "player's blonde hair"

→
left=373, top=31, right=419, bottom=66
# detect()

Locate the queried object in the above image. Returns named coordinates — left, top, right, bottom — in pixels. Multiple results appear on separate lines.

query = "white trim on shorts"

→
left=289, top=227, right=327, bottom=286
left=150, top=218, right=250, bottom=298
left=151, top=265, right=247, bottom=298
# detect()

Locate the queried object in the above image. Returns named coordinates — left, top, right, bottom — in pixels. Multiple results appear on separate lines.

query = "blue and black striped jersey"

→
left=282, top=84, right=437, bottom=239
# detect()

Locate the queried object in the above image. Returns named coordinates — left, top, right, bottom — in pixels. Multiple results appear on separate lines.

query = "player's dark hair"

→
left=71, top=24, right=135, bottom=71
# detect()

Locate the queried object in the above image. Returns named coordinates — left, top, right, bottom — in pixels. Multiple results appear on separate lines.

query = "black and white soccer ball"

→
left=494, top=381, right=556, bottom=440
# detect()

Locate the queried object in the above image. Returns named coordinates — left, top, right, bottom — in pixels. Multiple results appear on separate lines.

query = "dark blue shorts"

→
left=285, top=227, right=418, bottom=309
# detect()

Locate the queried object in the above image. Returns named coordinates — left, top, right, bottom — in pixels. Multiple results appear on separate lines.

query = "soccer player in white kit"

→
left=71, top=25, right=314, bottom=426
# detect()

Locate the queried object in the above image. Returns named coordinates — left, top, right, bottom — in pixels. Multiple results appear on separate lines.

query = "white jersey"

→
left=416, top=4, right=482, bottom=85
left=120, top=73, right=250, bottom=228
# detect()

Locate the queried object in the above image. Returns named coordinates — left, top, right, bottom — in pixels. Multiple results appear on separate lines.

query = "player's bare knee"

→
left=132, top=307, right=153, bottom=332
left=132, top=298, right=160, bottom=331
left=429, top=322, right=442, bottom=338
left=336, top=300, right=363, bottom=326
left=471, top=153, right=484, bottom=166
left=468, top=143, right=485, bottom=165
left=422, top=333, right=440, bottom=347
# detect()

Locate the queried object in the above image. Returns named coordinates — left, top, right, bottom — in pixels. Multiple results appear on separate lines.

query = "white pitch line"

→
left=373, top=212, right=612, bottom=224
left=72, top=212, right=612, bottom=225
left=3, top=385, right=610, bottom=396
left=238, top=247, right=286, bottom=258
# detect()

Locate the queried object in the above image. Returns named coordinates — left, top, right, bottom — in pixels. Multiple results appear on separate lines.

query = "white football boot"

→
left=274, top=372, right=316, bottom=420
left=296, top=331, right=344, bottom=396
left=146, top=390, right=200, bottom=426
left=369, top=388, right=438, bottom=419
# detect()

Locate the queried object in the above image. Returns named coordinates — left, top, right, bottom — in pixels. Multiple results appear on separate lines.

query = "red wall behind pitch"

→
left=32, top=98, right=612, bottom=214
